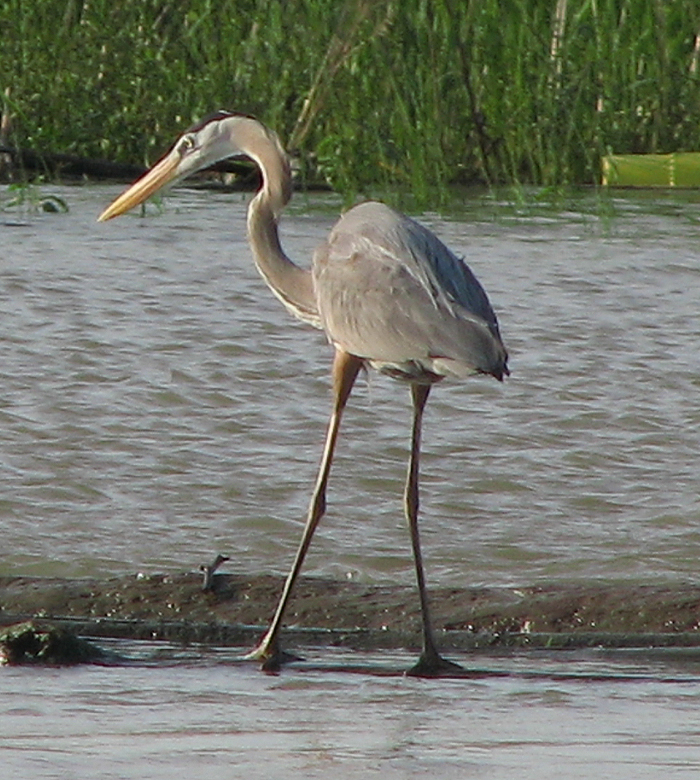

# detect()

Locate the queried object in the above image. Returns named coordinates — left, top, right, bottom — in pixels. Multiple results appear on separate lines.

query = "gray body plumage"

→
left=313, top=201, right=507, bottom=382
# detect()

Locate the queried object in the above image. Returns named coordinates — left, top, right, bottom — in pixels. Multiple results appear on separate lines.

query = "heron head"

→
left=97, top=111, right=263, bottom=222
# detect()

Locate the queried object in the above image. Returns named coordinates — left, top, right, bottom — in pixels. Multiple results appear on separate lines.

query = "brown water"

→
left=1, top=184, right=698, bottom=587
left=2, top=184, right=700, bottom=776
left=3, top=642, right=700, bottom=779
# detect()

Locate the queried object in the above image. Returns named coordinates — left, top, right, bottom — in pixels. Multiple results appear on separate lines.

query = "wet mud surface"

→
left=2, top=571, right=700, bottom=652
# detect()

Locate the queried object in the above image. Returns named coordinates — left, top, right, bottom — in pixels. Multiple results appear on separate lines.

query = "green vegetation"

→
left=2, top=0, right=700, bottom=197
left=1, top=181, right=69, bottom=212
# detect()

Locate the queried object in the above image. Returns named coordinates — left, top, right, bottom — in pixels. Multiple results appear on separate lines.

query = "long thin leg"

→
left=405, top=383, right=463, bottom=677
left=246, top=349, right=363, bottom=671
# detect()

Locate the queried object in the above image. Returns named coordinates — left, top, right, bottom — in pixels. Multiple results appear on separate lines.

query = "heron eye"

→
left=178, top=135, right=196, bottom=155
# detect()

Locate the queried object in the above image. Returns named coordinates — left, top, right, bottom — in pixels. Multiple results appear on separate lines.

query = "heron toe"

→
left=405, top=652, right=464, bottom=678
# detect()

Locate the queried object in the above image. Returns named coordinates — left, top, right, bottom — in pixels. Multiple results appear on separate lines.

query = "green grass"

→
left=2, top=0, right=700, bottom=200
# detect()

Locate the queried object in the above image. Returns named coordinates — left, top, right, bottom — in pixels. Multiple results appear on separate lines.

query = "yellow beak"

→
left=98, top=152, right=181, bottom=222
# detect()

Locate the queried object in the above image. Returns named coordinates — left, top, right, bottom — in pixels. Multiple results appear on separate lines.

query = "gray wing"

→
left=312, top=201, right=508, bottom=380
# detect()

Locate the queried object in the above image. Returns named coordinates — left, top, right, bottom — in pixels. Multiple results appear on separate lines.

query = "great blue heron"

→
left=99, top=111, right=509, bottom=676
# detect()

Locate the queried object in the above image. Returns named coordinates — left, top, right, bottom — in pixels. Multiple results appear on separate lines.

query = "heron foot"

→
left=405, top=650, right=463, bottom=678
left=243, top=640, right=304, bottom=672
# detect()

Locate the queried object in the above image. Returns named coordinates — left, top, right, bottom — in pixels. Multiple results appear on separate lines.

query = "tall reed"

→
left=1, top=0, right=699, bottom=196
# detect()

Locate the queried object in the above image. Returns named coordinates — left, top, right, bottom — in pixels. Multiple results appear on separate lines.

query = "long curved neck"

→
left=243, top=127, right=319, bottom=327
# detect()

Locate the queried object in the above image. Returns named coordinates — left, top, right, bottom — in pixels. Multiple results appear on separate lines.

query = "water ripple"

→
left=1, top=185, right=699, bottom=586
